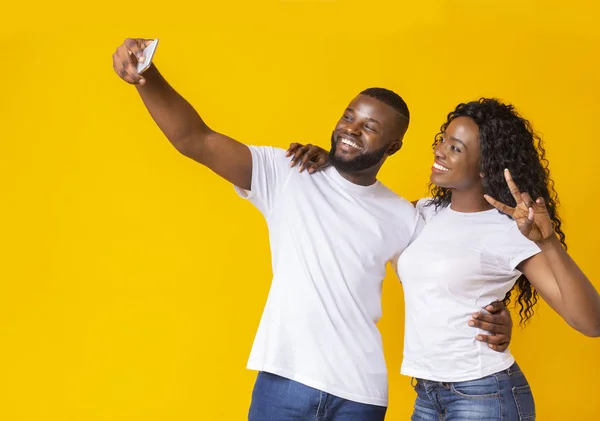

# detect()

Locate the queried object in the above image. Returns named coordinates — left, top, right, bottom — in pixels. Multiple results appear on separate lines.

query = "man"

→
left=112, top=38, right=512, bottom=420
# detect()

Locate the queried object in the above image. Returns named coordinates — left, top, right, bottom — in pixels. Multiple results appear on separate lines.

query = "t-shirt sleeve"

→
left=415, top=197, right=438, bottom=223
left=390, top=201, right=425, bottom=270
left=233, top=146, right=292, bottom=217
left=501, top=223, right=542, bottom=271
left=408, top=206, right=425, bottom=245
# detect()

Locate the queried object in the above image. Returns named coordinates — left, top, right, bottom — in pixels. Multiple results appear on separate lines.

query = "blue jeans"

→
left=411, top=362, right=535, bottom=421
left=248, top=371, right=387, bottom=421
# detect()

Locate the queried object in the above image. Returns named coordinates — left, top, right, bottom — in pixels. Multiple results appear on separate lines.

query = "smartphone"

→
left=137, top=39, right=159, bottom=74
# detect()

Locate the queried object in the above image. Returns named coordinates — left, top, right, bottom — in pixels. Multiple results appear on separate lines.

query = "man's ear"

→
left=387, top=139, right=402, bottom=156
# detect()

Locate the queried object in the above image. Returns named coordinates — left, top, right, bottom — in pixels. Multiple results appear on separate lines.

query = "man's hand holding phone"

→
left=112, top=38, right=159, bottom=85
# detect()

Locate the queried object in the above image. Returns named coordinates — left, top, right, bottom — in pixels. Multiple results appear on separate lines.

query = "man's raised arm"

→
left=112, top=38, right=252, bottom=190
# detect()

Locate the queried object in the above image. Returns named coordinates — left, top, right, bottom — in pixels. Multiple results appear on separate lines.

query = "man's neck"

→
left=336, top=167, right=379, bottom=186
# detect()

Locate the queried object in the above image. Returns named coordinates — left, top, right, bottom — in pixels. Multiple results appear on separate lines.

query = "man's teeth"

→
left=433, top=162, right=451, bottom=172
left=341, top=138, right=361, bottom=149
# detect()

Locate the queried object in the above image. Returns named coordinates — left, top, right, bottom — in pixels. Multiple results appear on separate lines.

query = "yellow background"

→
left=1, top=1, right=599, bottom=420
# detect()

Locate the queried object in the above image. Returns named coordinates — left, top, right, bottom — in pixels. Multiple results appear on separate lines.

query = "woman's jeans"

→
left=411, top=362, right=535, bottom=421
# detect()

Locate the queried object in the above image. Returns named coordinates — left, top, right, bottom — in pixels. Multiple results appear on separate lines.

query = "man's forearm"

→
left=135, top=65, right=210, bottom=154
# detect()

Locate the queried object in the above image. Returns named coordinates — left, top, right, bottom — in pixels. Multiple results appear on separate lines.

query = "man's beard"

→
left=329, top=132, right=388, bottom=172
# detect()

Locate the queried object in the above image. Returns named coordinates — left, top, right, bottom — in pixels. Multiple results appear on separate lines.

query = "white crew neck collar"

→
left=326, top=166, right=381, bottom=194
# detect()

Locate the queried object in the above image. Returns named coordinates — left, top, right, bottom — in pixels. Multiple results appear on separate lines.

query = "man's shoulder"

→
left=246, top=145, right=294, bottom=172
left=375, top=182, right=414, bottom=209
left=248, top=145, right=288, bottom=158
left=370, top=184, right=420, bottom=233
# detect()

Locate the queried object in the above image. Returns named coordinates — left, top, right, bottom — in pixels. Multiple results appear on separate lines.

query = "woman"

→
left=287, top=98, right=600, bottom=420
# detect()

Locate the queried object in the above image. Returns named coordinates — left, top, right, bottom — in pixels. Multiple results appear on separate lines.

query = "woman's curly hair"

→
left=426, top=98, right=567, bottom=325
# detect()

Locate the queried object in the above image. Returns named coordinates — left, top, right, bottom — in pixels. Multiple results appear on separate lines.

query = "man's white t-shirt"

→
left=234, top=146, right=422, bottom=406
left=396, top=198, right=541, bottom=382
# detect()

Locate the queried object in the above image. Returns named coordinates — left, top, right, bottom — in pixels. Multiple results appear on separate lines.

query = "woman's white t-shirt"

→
left=396, top=198, right=540, bottom=382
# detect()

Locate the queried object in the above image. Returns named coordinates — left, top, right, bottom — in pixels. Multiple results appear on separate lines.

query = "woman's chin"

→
left=430, top=173, right=449, bottom=188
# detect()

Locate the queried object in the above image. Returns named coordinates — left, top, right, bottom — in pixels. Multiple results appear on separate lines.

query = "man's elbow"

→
left=171, top=133, right=207, bottom=163
left=174, top=138, right=196, bottom=158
